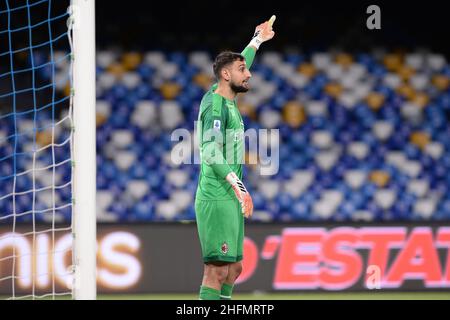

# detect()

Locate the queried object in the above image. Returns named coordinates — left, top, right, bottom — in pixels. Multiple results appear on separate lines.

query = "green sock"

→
left=220, top=283, right=233, bottom=300
left=199, top=286, right=220, bottom=300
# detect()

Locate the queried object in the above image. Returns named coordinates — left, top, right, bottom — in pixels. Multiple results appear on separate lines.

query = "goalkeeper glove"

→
left=248, top=30, right=265, bottom=50
left=226, top=172, right=254, bottom=218
left=248, top=17, right=276, bottom=50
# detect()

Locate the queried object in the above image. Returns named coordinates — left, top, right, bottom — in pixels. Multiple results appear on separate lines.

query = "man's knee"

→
left=230, top=262, right=243, bottom=277
left=204, top=262, right=229, bottom=283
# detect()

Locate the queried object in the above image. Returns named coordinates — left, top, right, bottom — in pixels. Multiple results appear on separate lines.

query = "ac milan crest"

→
left=221, top=242, right=228, bottom=254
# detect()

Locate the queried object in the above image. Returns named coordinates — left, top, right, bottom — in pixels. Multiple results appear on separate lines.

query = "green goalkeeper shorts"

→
left=195, top=198, right=244, bottom=263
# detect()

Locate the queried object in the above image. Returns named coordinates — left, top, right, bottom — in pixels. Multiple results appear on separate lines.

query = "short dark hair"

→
left=213, top=51, right=245, bottom=80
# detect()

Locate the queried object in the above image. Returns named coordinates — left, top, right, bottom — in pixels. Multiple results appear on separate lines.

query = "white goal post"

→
left=71, top=0, right=96, bottom=300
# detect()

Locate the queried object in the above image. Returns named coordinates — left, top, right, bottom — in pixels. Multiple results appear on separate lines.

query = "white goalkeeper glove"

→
left=248, top=16, right=276, bottom=50
left=226, top=172, right=254, bottom=218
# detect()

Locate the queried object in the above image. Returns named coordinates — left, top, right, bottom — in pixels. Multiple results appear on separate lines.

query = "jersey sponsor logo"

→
left=213, top=120, right=221, bottom=131
left=221, top=242, right=229, bottom=254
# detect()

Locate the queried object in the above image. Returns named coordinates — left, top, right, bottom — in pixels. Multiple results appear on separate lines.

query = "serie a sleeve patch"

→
left=213, top=119, right=221, bottom=130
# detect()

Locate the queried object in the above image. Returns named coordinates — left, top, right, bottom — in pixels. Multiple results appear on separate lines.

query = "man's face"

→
left=223, top=59, right=252, bottom=93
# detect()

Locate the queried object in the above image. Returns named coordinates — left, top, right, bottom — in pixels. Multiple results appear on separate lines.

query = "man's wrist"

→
left=226, top=172, right=239, bottom=185
left=248, top=36, right=263, bottom=50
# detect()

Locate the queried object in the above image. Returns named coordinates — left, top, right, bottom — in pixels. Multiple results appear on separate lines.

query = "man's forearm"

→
left=241, top=46, right=256, bottom=69
left=202, top=141, right=233, bottom=179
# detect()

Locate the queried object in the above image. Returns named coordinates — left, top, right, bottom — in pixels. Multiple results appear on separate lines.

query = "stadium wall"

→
left=1, top=223, right=450, bottom=294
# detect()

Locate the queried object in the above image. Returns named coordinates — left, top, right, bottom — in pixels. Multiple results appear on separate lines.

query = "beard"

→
left=230, top=81, right=249, bottom=93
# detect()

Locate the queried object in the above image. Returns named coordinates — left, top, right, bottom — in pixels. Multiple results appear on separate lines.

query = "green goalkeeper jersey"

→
left=195, top=46, right=256, bottom=201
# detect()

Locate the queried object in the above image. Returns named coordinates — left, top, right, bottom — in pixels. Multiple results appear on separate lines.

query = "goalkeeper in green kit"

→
left=195, top=17, right=275, bottom=300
